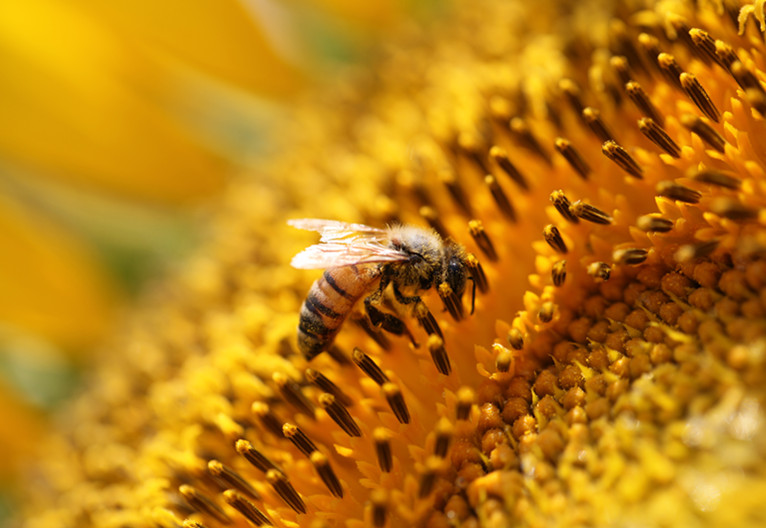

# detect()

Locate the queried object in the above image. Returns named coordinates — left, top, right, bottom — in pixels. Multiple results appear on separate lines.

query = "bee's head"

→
left=444, top=244, right=468, bottom=298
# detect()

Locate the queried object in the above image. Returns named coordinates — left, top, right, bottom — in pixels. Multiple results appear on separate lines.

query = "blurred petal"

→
left=0, top=381, right=44, bottom=478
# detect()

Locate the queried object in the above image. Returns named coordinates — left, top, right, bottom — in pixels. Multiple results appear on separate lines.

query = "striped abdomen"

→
left=298, top=265, right=380, bottom=359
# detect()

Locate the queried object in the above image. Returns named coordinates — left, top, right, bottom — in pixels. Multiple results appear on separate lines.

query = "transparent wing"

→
left=288, top=218, right=387, bottom=243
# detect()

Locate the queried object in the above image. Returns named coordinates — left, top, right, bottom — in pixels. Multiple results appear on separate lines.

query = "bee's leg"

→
left=392, top=285, right=443, bottom=339
left=392, top=284, right=420, bottom=305
left=364, top=294, right=418, bottom=347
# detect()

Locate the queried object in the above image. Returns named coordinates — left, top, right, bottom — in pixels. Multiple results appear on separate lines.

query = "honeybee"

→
left=289, top=219, right=473, bottom=360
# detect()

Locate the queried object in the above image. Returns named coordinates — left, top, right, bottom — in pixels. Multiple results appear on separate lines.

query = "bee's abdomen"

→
left=297, top=267, right=378, bottom=359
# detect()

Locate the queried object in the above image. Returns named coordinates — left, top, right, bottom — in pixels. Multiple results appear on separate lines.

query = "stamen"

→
left=714, top=39, right=739, bottom=71
left=638, top=118, right=681, bottom=158
left=609, top=55, right=632, bottom=85
left=310, top=451, right=343, bottom=498
left=507, top=328, right=524, bottom=350
left=222, top=490, right=271, bottom=526
left=582, top=107, right=615, bottom=142
left=509, top=117, right=550, bottom=163
left=438, top=282, right=463, bottom=321
left=680, top=72, right=720, bottom=122
left=613, top=248, right=649, bottom=265
left=428, top=334, right=452, bottom=376
left=485, top=175, right=517, bottom=221
left=282, top=423, right=318, bottom=457
left=489, top=146, right=529, bottom=190
left=266, top=469, right=306, bottom=514
left=692, top=169, right=741, bottom=189
left=554, top=138, right=590, bottom=180
left=569, top=200, right=613, bottom=224
left=587, top=261, right=612, bottom=282
left=354, top=317, right=392, bottom=351
left=689, top=28, right=726, bottom=68
left=543, top=224, right=568, bottom=254
left=433, top=418, right=454, bottom=458
left=382, top=382, right=410, bottom=424
left=456, top=387, right=475, bottom=420
left=371, top=489, right=388, bottom=528
left=306, top=368, right=353, bottom=408
left=466, top=254, right=489, bottom=293
left=656, top=181, right=702, bottom=203
left=626, top=82, right=664, bottom=125
left=552, top=260, right=567, bottom=287
left=415, top=301, right=443, bottom=338
left=710, top=197, right=758, bottom=220
left=251, top=402, right=284, bottom=437
left=440, top=170, right=473, bottom=216
left=373, top=428, right=393, bottom=472
left=550, top=190, right=580, bottom=224
left=602, top=140, right=643, bottom=178
left=636, top=214, right=674, bottom=233
left=680, top=114, right=725, bottom=152
left=538, top=301, right=555, bottom=323
left=637, top=33, right=661, bottom=73
left=182, top=520, right=207, bottom=528
left=273, top=373, right=315, bottom=417
left=179, top=485, right=231, bottom=525
left=458, top=132, right=491, bottom=174
left=352, top=348, right=389, bottom=386
left=208, top=460, right=260, bottom=500
left=657, top=53, right=684, bottom=90
left=419, top=457, right=445, bottom=498
left=319, top=393, right=361, bottom=437
left=468, top=220, right=498, bottom=261
left=730, top=61, right=764, bottom=93
left=674, top=240, right=719, bottom=263
left=559, top=78, right=585, bottom=117
left=235, top=439, right=281, bottom=474
left=419, top=206, right=450, bottom=239
left=494, top=344, right=514, bottom=373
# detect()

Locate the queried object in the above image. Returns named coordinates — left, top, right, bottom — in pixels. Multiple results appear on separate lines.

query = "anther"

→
left=746, top=88, right=766, bottom=116
left=468, top=220, right=498, bottom=261
left=319, top=393, right=361, bottom=437
left=273, top=373, right=315, bottom=418
left=710, top=197, right=759, bottom=220
left=569, top=200, right=613, bottom=225
left=251, top=402, right=284, bottom=437
left=466, top=254, right=489, bottom=293
left=371, top=489, right=388, bottom=528
left=638, top=33, right=661, bottom=71
left=656, top=181, right=702, bottom=203
left=674, top=240, right=719, bottom=263
left=182, top=521, right=207, bottom=528
left=427, top=334, right=451, bottom=376
left=489, top=146, right=529, bottom=190
left=438, top=282, right=463, bottom=322
left=208, top=460, right=260, bottom=500
left=538, top=301, right=555, bottom=323
left=222, top=490, right=271, bottom=526
left=440, top=170, right=473, bottom=216
left=692, top=169, right=741, bottom=189
left=552, top=260, right=567, bottom=287
left=433, top=418, right=454, bottom=458
left=507, top=328, right=524, bottom=350
left=549, top=190, right=580, bottom=224
left=559, top=78, right=585, bottom=116
left=657, top=53, right=684, bottom=90
left=494, top=344, right=514, bottom=373
left=509, top=117, right=550, bottom=164
left=415, top=302, right=443, bottom=338
left=638, top=118, right=681, bottom=158
left=418, top=457, right=445, bottom=498
left=636, top=214, right=674, bottom=233
left=626, top=82, right=664, bottom=125
left=730, top=61, right=764, bottom=93
left=689, top=29, right=726, bottom=68
left=266, top=469, right=306, bottom=514
left=582, top=107, right=615, bottom=142
left=613, top=248, right=649, bottom=265
left=680, top=73, right=720, bottom=122
left=485, top=175, right=517, bottom=221
left=714, top=39, right=739, bottom=71
left=282, top=423, right=318, bottom=457
left=352, top=348, right=389, bottom=386
left=543, top=224, right=568, bottom=254
left=458, top=132, right=491, bottom=174
left=306, top=369, right=353, bottom=408
left=602, top=140, right=643, bottom=178
left=373, top=428, right=393, bottom=472
left=419, top=206, right=450, bottom=239
left=610, top=55, right=632, bottom=85
left=680, top=114, right=725, bottom=152
left=179, top=485, right=231, bottom=525
left=354, top=318, right=392, bottom=352
left=554, top=138, right=590, bottom=179
left=587, top=262, right=612, bottom=282
left=310, top=451, right=343, bottom=498
left=235, top=439, right=281, bottom=474
left=382, top=383, right=410, bottom=424
left=456, top=387, right=475, bottom=420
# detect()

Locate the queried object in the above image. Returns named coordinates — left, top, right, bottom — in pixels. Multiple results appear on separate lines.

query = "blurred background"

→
left=0, top=0, right=442, bottom=521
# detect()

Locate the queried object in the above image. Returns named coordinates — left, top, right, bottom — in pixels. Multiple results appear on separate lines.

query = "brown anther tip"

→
left=710, top=197, right=759, bottom=220
left=183, top=521, right=206, bottom=528
left=282, top=423, right=318, bottom=457
left=179, top=484, right=232, bottom=525
left=306, top=368, right=353, bottom=407
left=427, top=334, right=451, bottom=375
left=554, top=138, right=590, bottom=179
left=626, top=81, right=665, bottom=126
left=440, top=169, right=473, bottom=216
left=559, top=78, right=584, bottom=115
left=582, top=107, right=615, bottom=142
left=484, top=174, right=517, bottom=221
left=251, top=401, right=283, bottom=437
left=613, top=248, right=649, bottom=265
left=689, top=28, right=725, bottom=68
left=509, top=117, right=549, bottom=163
left=680, top=72, right=720, bottom=122
left=569, top=200, right=613, bottom=225
left=223, top=490, right=271, bottom=526
left=674, top=240, right=719, bottom=263
left=638, top=118, right=681, bottom=158
left=552, top=260, right=567, bottom=287
left=456, top=386, right=476, bottom=420
left=610, top=55, right=631, bottom=85
left=419, top=206, right=450, bottom=239
left=637, top=214, right=674, bottom=233
left=434, top=417, right=454, bottom=458
left=382, top=382, right=410, bottom=424
left=266, top=469, right=306, bottom=514
left=438, top=282, right=463, bottom=322
left=418, top=457, right=445, bottom=498
left=656, top=181, right=702, bottom=204
left=494, top=344, right=514, bottom=373
left=466, top=253, right=489, bottom=293
left=310, top=451, right=343, bottom=498
left=543, top=224, right=568, bottom=254
left=489, top=145, right=529, bottom=190
left=352, top=347, right=389, bottom=386
left=680, top=114, right=725, bottom=152
left=468, top=220, right=498, bottom=261
left=371, top=489, right=389, bottom=527
left=657, top=53, right=684, bottom=89
left=319, top=392, right=362, bottom=437
left=602, top=140, right=643, bottom=178
left=235, top=439, right=280, bottom=474
left=691, top=169, right=742, bottom=190
left=208, top=460, right=260, bottom=500
left=373, top=428, right=393, bottom=472
left=538, top=301, right=555, bottom=323
left=415, top=301, right=443, bottom=338
left=273, top=373, right=315, bottom=417
left=550, top=190, right=580, bottom=223
left=507, top=328, right=524, bottom=350
left=587, top=262, right=612, bottom=282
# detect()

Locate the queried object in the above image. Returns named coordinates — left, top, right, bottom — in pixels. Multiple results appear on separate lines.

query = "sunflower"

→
left=15, top=0, right=766, bottom=527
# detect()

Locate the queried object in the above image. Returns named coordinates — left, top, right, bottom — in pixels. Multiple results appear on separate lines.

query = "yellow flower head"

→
left=18, top=0, right=766, bottom=527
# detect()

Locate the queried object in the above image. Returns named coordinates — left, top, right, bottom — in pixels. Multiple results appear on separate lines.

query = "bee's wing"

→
left=288, top=218, right=388, bottom=243
left=290, top=241, right=409, bottom=269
